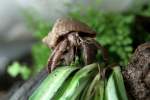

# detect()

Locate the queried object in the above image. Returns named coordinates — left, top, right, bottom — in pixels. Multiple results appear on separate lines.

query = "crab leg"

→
left=47, top=39, right=68, bottom=72
left=47, top=40, right=63, bottom=72
left=81, top=42, right=97, bottom=65
left=63, top=46, right=75, bottom=65
left=48, top=41, right=62, bottom=61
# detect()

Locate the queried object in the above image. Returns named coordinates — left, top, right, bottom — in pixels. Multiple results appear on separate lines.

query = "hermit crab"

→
left=43, top=18, right=108, bottom=72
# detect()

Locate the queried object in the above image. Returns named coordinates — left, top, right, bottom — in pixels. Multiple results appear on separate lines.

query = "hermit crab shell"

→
left=43, top=18, right=96, bottom=48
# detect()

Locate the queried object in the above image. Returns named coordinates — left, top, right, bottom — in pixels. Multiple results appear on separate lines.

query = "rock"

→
left=123, top=42, right=150, bottom=100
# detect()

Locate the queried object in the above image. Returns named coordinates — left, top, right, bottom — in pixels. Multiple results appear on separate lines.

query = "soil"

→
left=122, top=42, right=150, bottom=100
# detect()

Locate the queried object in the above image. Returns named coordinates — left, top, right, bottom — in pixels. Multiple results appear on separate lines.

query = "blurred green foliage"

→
left=31, top=22, right=51, bottom=74
left=7, top=62, right=31, bottom=80
left=140, top=4, right=150, bottom=16
left=23, top=10, right=52, bottom=74
left=8, top=21, right=51, bottom=79
left=135, top=4, right=150, bottom=42
left=8, top=11, right=52, bottom=79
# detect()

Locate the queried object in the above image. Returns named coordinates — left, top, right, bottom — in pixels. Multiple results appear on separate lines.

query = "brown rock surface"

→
left=123, top=42, right=150, bottom=100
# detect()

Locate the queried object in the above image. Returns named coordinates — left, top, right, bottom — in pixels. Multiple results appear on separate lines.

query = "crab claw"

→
left=47, top=39, right=68, bottom=73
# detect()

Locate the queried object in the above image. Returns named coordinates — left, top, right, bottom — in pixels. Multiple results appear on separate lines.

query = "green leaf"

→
left=80, top=81, right=91, bottom=100
left=105, top=74, right=119, bottom=100
left=105, top=66, right=128, bottom=100
left=29, top=66, right=79, bottom=100
left=85, top=73, right=100, bottom=100
left=112, top=67, right=128, bottom=100
left=59, top=63, right=98, bottom=100
left=95, top=79, right=105, bottom=100
left=52, top=76, right=74, bottom=100
left=70, top=78, right=89, bottom=100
